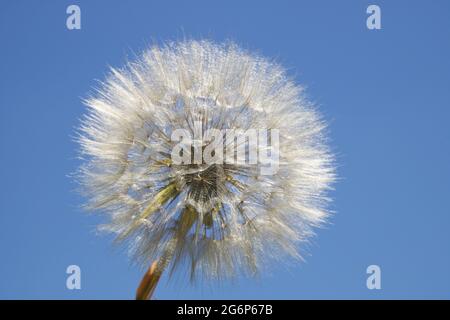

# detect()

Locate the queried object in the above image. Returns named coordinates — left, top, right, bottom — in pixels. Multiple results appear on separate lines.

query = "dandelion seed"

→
left=77, top=40, right=336, bottom=299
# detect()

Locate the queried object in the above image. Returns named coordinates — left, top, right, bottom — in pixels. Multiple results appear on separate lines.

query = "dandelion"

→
left=77, top=40, right=335, bottom=299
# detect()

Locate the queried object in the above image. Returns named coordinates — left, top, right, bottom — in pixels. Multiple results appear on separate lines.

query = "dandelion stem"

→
left=135, top=260, right=162, bottom=300
left=136, top=242, right=175, bottom=300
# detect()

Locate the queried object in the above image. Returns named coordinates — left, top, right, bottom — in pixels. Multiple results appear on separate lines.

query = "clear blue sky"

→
left=1, top=0, right=449, bottom=299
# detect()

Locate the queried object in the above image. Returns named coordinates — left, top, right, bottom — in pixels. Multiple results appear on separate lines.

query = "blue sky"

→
left=1, top=0, right=449, bottom=299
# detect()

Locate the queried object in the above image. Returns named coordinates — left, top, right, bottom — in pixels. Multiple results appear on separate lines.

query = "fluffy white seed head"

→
left=77, top=40, right=335, bottom=283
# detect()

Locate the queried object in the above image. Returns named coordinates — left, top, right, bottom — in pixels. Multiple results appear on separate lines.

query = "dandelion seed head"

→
left=78, top=40, right=336, bottom=283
